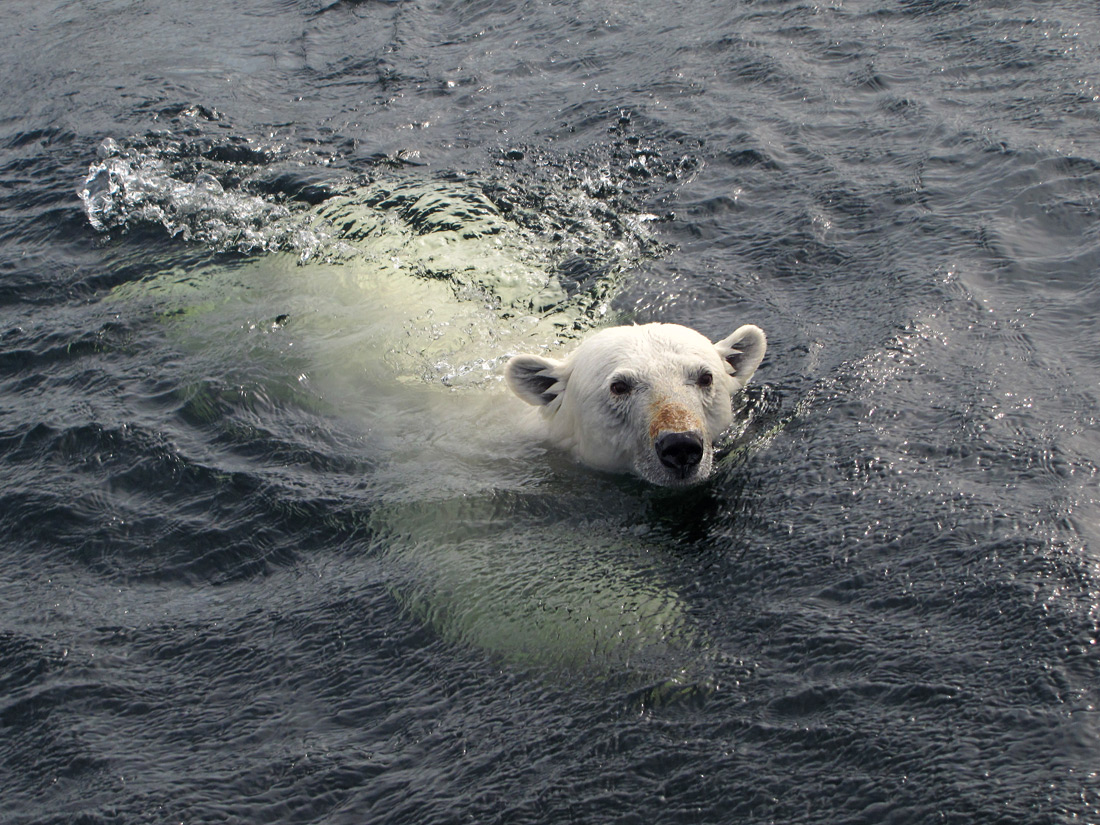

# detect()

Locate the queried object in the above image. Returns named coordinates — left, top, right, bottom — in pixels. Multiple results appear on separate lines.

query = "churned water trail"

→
left=2, top=1, right=1099, bottom=823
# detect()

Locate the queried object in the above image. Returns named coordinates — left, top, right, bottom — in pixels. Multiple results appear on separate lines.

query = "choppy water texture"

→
left=3, top=1, right=1100, bottom=823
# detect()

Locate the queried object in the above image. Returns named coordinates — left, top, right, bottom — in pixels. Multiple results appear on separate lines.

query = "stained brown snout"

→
left=648, top=398, right=706, bottom=479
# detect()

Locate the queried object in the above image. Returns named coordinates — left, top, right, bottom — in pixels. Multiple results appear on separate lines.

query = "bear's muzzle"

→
left=648, top=399, right=707, bottom=480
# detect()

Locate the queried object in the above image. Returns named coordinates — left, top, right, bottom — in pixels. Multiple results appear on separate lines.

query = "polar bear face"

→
left=505, top=323, right=766, bottom=486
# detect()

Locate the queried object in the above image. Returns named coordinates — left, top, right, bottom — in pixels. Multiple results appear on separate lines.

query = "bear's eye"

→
left=609, top=379, right=632, bottom=397
left=697, top=371, right=714, bottom=389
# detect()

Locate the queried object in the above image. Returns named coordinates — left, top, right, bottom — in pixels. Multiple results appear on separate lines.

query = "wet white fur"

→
left=505, top=323, right=766, bottom=486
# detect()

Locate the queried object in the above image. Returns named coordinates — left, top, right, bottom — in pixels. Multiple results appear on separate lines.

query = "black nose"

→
left=655, top=431, right=704, bottom=475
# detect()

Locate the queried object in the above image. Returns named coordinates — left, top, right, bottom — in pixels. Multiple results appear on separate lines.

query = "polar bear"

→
left=506, top=323, right=766, bottom=486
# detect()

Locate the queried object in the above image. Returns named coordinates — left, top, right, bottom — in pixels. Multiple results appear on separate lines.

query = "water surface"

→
left=2, top=1, right=1099, bottom=823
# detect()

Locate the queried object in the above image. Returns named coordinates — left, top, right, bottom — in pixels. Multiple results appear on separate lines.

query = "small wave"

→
left=77, top=128, right=690, bottom=355
left=79, top=138, right=328, bottom=259
left=77, top=119, right=683, bottom=275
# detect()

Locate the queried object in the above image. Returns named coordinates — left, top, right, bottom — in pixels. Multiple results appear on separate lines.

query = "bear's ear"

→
left=505, top=353, right=567, bottom=407
left=714, top=325, right=766, bottom=386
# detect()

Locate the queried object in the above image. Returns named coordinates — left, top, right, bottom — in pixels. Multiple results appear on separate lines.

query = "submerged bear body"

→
left=87, top=155, right=768, bottom=673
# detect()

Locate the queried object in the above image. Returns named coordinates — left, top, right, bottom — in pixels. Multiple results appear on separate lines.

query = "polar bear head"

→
left=505, top=323, right=766, bottom=486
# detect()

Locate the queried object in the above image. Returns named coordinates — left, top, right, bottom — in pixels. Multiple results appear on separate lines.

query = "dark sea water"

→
left=3, top=1, right=1100, bottom=823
